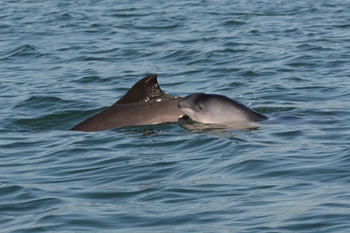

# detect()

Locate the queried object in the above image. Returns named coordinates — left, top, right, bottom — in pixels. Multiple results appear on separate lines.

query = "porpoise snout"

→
left=178, top=95, right=195, bottom=109
left=178, top=98, right=186, bottom=109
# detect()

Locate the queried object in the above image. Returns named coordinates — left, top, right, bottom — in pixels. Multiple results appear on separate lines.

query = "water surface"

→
left=1, top=0, right=349, bottom=232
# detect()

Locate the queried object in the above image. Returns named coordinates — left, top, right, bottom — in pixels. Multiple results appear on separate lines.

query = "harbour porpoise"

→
left=70, top=74, right=184, bottom=132
left=178, top=93, right=268, bottom=127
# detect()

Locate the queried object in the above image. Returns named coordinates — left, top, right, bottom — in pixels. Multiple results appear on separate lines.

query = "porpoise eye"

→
left=198, top=105, right=203, bottom=110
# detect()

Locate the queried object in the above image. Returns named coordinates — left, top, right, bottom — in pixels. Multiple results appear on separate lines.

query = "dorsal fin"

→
left=116, top=74, right=173, bottom=104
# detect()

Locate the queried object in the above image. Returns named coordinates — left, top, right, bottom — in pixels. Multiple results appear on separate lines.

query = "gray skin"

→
left=70, top=74, right=184, bottom=132
left=178, top=93, right=268, bottom=125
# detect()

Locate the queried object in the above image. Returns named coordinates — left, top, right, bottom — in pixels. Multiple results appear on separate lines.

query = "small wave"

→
left=14, top=96, right=64, bottom=109
left=237, top=69, right=263, bottom=77
left=223, top=20, right=246, bottom=26
left=0, top=44, right=41, bottom=60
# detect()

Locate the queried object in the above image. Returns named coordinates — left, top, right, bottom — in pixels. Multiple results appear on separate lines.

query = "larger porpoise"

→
left=70, top=74, right=184, bottom=132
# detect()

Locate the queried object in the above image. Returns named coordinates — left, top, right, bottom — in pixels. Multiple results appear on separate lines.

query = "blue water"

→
left=1, top=0, right=349, bottom=232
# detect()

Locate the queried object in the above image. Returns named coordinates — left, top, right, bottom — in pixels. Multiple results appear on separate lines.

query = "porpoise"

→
left=70, top=74, right=184, bottom=132
left=178, top=93, right=268, bottom=126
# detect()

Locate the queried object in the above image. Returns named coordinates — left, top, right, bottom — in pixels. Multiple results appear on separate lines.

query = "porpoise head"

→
left=178, top=93, right=267, bottom=125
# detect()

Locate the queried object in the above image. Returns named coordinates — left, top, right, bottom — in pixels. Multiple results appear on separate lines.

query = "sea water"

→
left=1, top=1, right=349, bottom=232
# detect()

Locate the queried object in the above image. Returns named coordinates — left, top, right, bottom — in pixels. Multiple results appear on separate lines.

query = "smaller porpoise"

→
left=178, top=93, right=268, bottom=126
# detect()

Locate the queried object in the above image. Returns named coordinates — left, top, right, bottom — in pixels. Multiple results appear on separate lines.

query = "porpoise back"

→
left=70, top=74, right=184, bottom=132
